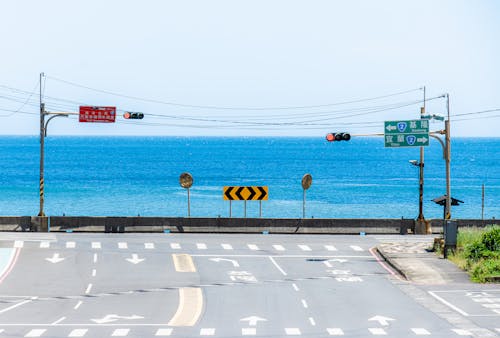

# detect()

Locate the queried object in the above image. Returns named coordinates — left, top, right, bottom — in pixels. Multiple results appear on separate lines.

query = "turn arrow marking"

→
left=45, top=253, right=65, bottom=264
left=91, top=314, right=144, bottom=324
left=368, top=315, right=395, bottom=326
left=240, top=316, right=267, bottom=326
left=126, top=254, right=145, bottom=264
left=209, top=258, right=240, bottom=267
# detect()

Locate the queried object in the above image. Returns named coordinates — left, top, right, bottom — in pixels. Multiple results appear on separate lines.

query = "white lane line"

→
left=92, top=269, right=96, bottom=277
left=242, top=327, right=256, bottom=335
left=350, top=245, right=364, bottom=252
left=452, top=329, right=472, bottom=336
left=0, top=299, right=33, bottom=314
left=248, top=244, right=259, bottom=251
left=118, top=242, right=128, bottom=249
left=292, top=283, right=300, bottom=291
left=24, top=329, right=46, bottom=337
left=273, top=244, right=285, bottom=251
left=66, top=241, right=76, bottom=248
left=40, top=241, right=50, bottom=248
left=298, top=245, right=312, bottom=251
left=155, top=328, right=173, bottom=336
left=14, top=241, right=24, bottom=248
left=91, top=242, right=101, bottom=249
left=85, top=283, right=92, bottom=294
left=221, top=243, right=233, bottom=250
left=481, top=303, right=500, bottom=308
left=368, top=328, right=387, bottom=335
left=73, top=301, right=83, bottom=310
left=285, top=328, right=301, bottom=335
left=93, top=253, right=98, bottom=263
left=308, top=317, right=316, bottom=326
left=68, top=328, right=88, bottom=337
left=323, top=261, right=333, bottom=268
left=268, top=256, right=287, bottom=276
left=411, top=328, right=430, bottom=335
left=51, top=316, right=66, bottom=325
left=301, top=299, right=308, bottom=308
left=196, top=243, right=207, bottom=250
left=428, top=292, right=469, bottom=316
left=171, top=243, right=181, bottom=250
left=200, top=328, right=215, bottom=335
left=145, top=242, right=155, bottom=249
left=327, top=328, right=344, bottom=335
left=325, top=245, right=338, bottom=251
left=111, top=328, right=130, bottom=336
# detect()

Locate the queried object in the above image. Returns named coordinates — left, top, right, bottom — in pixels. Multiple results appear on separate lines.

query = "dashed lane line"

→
left=155, top=328, right=173, bottom=336
left=285, top=328, right=301, bottom=335
left=327, top=328, right=344, bottom=335
left=39, top=241, right=50, bottom=249
left=145, top=243, right=155, bottom=249
left=298, top=245, right=312, bottom=251
left=196, top=243, right=207, bottom=250
left=273, top=245, right=285, bottom=251
left=91, top=242, right=101, bottom=249
left=170, top=243, right=181, bottom=250
left=242, top=327, right=256, bottom=335
left=68, top=328, right=88, bottom=337
left=368, top=328, right=387, bottom=335
left=66, top=242, right=76, bottom=249
left=14, top=241, right=24, bottom=248
left=200, top=328, right=215, bottom=336
left=248, top=244, right=259, bottom=251
left=118, top=242, right=128, bottom=249
left=24, top=329, right=46, bottom=337
left=411, top=328, right=431, bottom=335
left=325, top=245, right=338, bottom=251
left=221, top=244, right=233, bottom=250
left=452, top=329, right=473, bottom=336
left=111, top=328, right=130, bottom=336
left=350, top=245, right=364, bottom=252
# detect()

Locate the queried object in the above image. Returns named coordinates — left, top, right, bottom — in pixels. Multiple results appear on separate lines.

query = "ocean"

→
left=0, top=136, right=498, bottom=220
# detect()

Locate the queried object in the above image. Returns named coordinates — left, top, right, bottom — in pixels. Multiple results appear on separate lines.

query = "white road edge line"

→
left=309, top=317, right=316, bottom=326
left=93, top=253, right=98, bottom=263
left=51, top=316, right=66, bottom=325
left=428, top=291, right=469, bottom=316
left=268, top=256, right=287, bottom=276
left=73, top=301, right=83, bottom=310
left=85, top=284, right=92, bottom=294
left=292, top=283, right=299, bottom=291
left=301, top=299, right=308, bottom=308
left=0, top=299, right=32, bottom=314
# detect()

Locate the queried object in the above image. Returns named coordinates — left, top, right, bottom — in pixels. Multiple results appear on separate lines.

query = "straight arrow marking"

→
left=368, top=315, right=395, bottom=326
left=45, top=253, right=65, bottom=264
left=126, top=254, right=145, bottom=264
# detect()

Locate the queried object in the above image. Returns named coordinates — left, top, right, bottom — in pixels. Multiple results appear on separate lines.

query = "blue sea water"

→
left=0, top=136, right=498, bottom=220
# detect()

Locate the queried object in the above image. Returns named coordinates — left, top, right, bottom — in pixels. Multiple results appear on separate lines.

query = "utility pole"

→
left=39, top=72, right=46, bottom=217
left=445, top=94, right=451, bottom=220
left=417, top=87, right=426, bottom=231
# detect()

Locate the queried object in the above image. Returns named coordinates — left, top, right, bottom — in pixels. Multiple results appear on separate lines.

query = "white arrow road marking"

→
left=368, top=315, right=395, bottom=326
left=240, top=316, right=267, bottom=326
left=91, top=314, right=144, bottom=324
left=209, top=257, right=239, bottom=267
left=45, top=253, right=65, bottom=264
left=126, top=254, right=145, bottom=264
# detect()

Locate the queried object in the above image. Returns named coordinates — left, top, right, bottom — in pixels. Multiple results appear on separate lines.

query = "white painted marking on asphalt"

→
left=68, top=328, right=88, bottom=337
left=92, top=269, right=96, bottom=277
left=309, top=317, right=316, bottom=326
left=292, top=283, right=299, bottom=291
left=325, top=245, right=338, bottom=251
left=73, top=301, right=83, bottom=310
left=299, top=245, right=312, bottom=251
left=145, top=242, right=155, bottom=249
left=301, top=299, right=308, bottom=308
left=273, top=244, right=285, bottom=251
left=242, top=328, right=256, bottom=335
left=368, top=315, right=394, bottom=326
left=327, top=328, right=344, bottom=335
left=126, top=253, right=146, bottom=264
left=494, top=309, right=500, bottom=315
left=14, top=241, right=24, bottom=248
left=285, top=328, right=301, bottom=335
left=40, top=241, right=50, bottom=248
left=452, top=329, right=472, bottom=336
left=411, top=328, right=430, bottom=335
left=323, top=261, right=333, bottom=268
left=221, top=243, right=233, bottom=250
left=495, top=328, right=500, bottom=333
left=209, top=257, right=239, bottom=267
left=51, top=316, right=66, bottom=325
left=118, top=242, right=128, bottom=249
left=85, top=283, right=92, bottom=294
left=93, top=253, right=98, bottom=263
left=197, top=243, right=207, bottom=250
left=200, top=328, right=215, bottom=335
left=482, top=303, right=500, bottom=308
left=155, top=328, right=173, bottom=336
left=171, top=243, right=181, bottom=249
left=248, top=244, right=259, bottom=251
left=91, top=242, right=101, bottom=249
left=66, top=241, right=76, bottom=248
left=428, top=292, right=469, bottom=316
left=46, top=253, right=65, bottom=264
left=111, top=328, right=130, bottom=336
left=240, top=316, right=267, bottom=326
left=269, top=256, right=287, bottom=275
left=368, top=328, right=387, bottom=335
left=24, top=329, right=46, bottom=337
left=0, top=299, right=33, bottom=314
left=350, top=245, right=363, bottom=252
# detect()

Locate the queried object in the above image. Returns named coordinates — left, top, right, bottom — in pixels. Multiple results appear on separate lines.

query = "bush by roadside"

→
left=448, top=225, right=500, bottom=283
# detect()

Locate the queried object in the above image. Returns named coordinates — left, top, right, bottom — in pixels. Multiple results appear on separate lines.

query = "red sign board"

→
left=79, top=106, right=116, bottom=123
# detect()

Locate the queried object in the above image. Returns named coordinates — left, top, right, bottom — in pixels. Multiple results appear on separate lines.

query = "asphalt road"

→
left=0, top=233, right=498, bottom=337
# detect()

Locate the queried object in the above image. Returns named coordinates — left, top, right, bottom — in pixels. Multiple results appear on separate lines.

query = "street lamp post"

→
left=409, top=159, right=424, bottom=226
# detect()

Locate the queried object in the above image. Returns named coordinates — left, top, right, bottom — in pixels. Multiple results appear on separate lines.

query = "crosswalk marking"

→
left=327, top=328, right=344, bottom=335
left=285, top=328, right=301, bottom=335
left=368, top=328, right=387, bottom=335
left=200, top=328, right=215, bottom=336
left=68, top=329, right=88, bottom=337
left=248, top=244, right=259, bottom=251
left=155, top=328, right=173, bottom=336
left=40, top=241, right=50, bottom=248
left=14, top=240, right=24, bottom=248
left=221, top=243, right=233, bottom=250
left=66, top=241, right=76, bottom=248
left=325, top=245, right=338, bottom=251
left=411, top=328, right=430, bottom=335
left=91, top=242, right=101, bottom=249
left=452, top=329, right=472, bottom=336
left=171, top=243, right=181, bottom=249
left=196, top=243, right=207, bottom=250
left=111, top=328, right=130, bottom=336
left=118, top=242, right=128, bottom=249
left=24, top=329, right=46, bottom=337
left=298, top=245, right=312, bottom=251
left=350, top=245, right=364, bottom=252
left=145, top=243, right=155, bottom=249
left=273, top=244, right=285, bottom=251
left=242, top=328, right=257, bottom=335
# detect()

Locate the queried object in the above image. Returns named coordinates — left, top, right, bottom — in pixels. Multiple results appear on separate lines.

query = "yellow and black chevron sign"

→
left=223, top=186, right=268, bottom=201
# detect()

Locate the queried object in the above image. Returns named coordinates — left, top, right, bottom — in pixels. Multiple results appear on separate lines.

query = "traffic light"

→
left=326, top=132, right=351, bottom=142
left=123, top=112, right=144, bottom=119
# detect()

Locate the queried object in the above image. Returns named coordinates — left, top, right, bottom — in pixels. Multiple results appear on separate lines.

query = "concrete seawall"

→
left=0, top=216, right=497, bottom=234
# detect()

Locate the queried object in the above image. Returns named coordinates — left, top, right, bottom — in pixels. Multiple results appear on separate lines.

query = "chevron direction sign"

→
left=384, top=119, right=429, bottom=147
left=223, top=186, right=268, bottom=201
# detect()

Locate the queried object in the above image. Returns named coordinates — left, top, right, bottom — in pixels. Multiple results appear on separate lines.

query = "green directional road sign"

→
left=384, top=119, right=429, bottom=147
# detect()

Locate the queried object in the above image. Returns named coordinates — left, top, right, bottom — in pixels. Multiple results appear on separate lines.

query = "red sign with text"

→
left=79, top=106, right=116, bottom=123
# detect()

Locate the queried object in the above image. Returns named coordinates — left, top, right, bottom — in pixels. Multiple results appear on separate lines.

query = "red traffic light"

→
left=123, top=112, right=144, bottom=119
left=326, top=132, right=351, bottom=142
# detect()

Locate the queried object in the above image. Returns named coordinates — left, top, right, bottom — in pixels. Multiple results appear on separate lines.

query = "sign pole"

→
left=259, top=201, right=262, bottom=218
left=38, top=72, right=45, bottom=217
left=244, top=200, right=247, bottom=218
left=229, top=200, right=232, bottom=218
left=187, top=188, right=191, bottom=217
left=303, top=189, right=306, bottom=219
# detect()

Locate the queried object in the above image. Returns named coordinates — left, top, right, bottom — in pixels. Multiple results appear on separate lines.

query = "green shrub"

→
left=464, top=241, right=487, bottom=261
left=470, top=258, right=500, bottom=283
left=481, top=226, right=500, bottom=252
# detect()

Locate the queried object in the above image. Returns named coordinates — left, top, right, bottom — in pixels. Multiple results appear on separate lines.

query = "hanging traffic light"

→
left=326, top=132, right=351, bottom=142
left=123, top=112, right=144, bottom=119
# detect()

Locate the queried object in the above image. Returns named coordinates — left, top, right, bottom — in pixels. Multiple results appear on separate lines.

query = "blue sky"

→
left=1, top=0, right=499, bottom=136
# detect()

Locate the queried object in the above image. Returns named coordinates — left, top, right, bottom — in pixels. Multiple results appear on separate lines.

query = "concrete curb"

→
left=375, top=246, right=409, bottom=280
